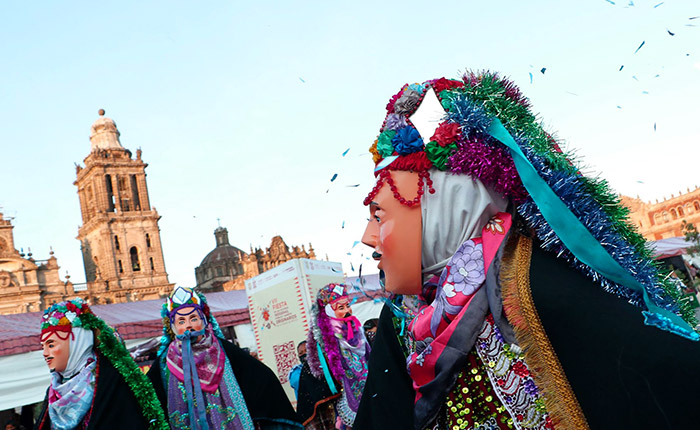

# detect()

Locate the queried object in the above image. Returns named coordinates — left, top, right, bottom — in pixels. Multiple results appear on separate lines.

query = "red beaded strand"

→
left=363, top=169, right=435, bottom=207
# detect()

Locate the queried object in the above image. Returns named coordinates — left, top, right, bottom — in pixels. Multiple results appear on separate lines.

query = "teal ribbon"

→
left=316, top=342, right=338, bottom=394
left=488, top=118, right=699, bottom=341
left=176, top=328, right=209, bottom=429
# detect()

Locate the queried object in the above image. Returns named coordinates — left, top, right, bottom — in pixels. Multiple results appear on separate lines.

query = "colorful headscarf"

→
left=39, top=298, right=168, bottom=430
left=365, top=71, right=699, bottom=340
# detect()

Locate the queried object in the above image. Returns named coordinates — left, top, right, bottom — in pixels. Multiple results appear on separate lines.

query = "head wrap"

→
left=317, top=283, right=350, bottom=317
left=365, top=71, right=699, bottom=340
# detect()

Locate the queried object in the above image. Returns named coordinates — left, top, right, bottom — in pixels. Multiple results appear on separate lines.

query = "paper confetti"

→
left=540, top=67, right=547, bottom=74
left=299, top=77, right=306, bottom=83
left=604, top=0, right=615, bottom=4
left=634, top=41, right=645, bottom=54
left=667, top=29, right=675, bottom=36
left=632, top=75, right=638, bottom=81
left=616, top=106, right=622, bottom=109
left=529, top=72, right=533, bottom=84
left=346, top=184, right=360, bottom=188
left=342, top=220, right=345, bottom=229
left=642, top=90, right=649, bottom=94
left=330, top=173, right=338, bottom=182
left=352, top=241, right=360, bottom=248
left=654, top=122, right=657, bottom=131
left=653, top=2, right=663, bottom=8
left=619, top=65, right=625, bottom=71
left=342, top=148, right=350, bottom=157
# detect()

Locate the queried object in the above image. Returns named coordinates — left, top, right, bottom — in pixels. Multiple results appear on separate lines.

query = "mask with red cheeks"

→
left=362, top=170, right=422, bottom=295
left=41, top=332, right=71, bottom=373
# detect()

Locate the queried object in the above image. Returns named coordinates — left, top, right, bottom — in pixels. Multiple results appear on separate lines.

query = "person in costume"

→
left=354, top=71, right=700, bottom=430
left=302, top=284, right=370, bottom=430
left=146, top=286, right=302, bottom=430
left=36, top=298, right=168, bottom=430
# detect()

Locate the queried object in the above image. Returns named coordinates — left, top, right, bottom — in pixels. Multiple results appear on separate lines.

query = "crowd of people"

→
left=29, top=70, right=700, bottom=429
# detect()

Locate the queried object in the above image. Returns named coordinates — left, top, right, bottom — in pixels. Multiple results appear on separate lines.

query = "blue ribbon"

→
left=177, top=328, right=210, bottom=429
left=488, top=118, right=699, bottom=341
left=316, top=342, right=338, bottom=394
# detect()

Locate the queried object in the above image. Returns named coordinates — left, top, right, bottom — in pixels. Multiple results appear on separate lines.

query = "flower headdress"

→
left=40, top=298, right=93, bottom=341
left=39, top=298, right=168, bottom=430
left=317, top=283, right=349, bottom=312
left=157, top=287, right=225, bottom=356
left=365, top=71, right=698, bottom=340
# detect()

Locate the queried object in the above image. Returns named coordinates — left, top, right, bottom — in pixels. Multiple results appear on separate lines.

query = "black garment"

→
left=147, top=337, right=302, bottom=428
left=530, top=244, right=700, bottom=430
left=296, top=359, right=339, bottom=424
left=355, top=244, right=700, bottom=430
left=35, top=353, right=150, bottom=430
left=353, top=305, right=414, bottom=430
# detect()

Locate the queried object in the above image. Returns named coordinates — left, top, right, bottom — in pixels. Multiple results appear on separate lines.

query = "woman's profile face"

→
left=362, top=170, right=422, bottom=295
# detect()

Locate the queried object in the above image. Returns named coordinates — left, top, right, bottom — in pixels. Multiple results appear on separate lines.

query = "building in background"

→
left=0, top=212, right=73, bottom=314
left=620, top=186, right=700, bottom=240
left=195, top=226, right=316, bottom=292
left=74, top=110, right=173, bottom=304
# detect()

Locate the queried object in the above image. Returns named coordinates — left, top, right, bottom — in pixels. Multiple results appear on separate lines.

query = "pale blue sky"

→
left=1, top=0, right=698, bottom=287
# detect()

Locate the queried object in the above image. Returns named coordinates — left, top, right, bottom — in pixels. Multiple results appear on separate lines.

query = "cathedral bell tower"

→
left=74, top=109, right=173, bottom=303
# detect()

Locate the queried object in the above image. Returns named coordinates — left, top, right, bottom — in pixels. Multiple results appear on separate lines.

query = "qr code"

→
left=273, top=341, right=297, bottom=384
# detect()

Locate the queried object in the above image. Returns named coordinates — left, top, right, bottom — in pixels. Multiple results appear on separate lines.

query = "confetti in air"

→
left=342, top=148, right=350, bottom=157
left=667, top=29, right=675, bottom=36
left=299, top=77, right=306, bottom=83
left=616, top=106, right=622, bottom=109
left=619, top=65, right=625, bottom=71
left=654, top=122, right=657, bottom=131
left=346, top=184, right=360, bottom=188
left=342, top=221, right=345, bottom=229
left=540, top=67, right=547, bottom=74
left=330, top=173, right=338, bottom=182
left=653, top=2, right=664, bottom=8
left=351, top=241, right=360, bottom=248
left=634, top=41, right=645, bottom=54
left=604, top=0, right=615, bottom=4
left=529, top=72, right=533, bottom=84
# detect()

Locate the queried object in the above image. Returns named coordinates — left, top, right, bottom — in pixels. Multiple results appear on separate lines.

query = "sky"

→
left=1, top=0, right=698, bottom=287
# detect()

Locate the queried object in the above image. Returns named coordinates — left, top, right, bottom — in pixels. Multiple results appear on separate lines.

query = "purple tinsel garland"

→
left=306, top=303, right=345, bottom=383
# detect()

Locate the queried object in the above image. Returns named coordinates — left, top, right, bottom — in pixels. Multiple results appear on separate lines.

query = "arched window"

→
left=695, top=201, right=700, bottom=211
left=662, top=211, right=670, bottom=222
left=130, top=247, right=141, bottom=272
left=678, top=206, right=684, bottom=216
left=114, top=235, right=120, bottom=251
left=146, top=233, right=151, bottom=248
left=670, top=209, right=678, bottom=220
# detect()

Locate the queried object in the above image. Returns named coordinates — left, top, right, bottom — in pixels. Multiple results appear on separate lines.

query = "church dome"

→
left=90, top=109, right=123, bottom=151
left=199, top=243, right=246, bottom=266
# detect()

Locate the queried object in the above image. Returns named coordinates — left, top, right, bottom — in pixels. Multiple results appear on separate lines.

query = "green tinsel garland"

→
left=81, top=313, right=169, bottom=430
left=463, top=72, right=697, bottom=326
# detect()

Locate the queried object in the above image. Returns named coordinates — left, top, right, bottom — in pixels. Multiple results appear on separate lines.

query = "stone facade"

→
left=0, top=212, right=74, bottom=314
left=74, top=110, right=173, bottom=304
left=620, top=186, right=700, bottom=240
left=195, top=227, right=315, bottom=292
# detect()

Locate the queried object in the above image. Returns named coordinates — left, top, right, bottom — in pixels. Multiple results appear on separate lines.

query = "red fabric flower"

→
left=431, top=122, right=461, bottom=147
left=513, top=361, right=530, bottom=377
left=432, top=77, right=464, bottom=94
left=65, top=302, right=78, bottom=312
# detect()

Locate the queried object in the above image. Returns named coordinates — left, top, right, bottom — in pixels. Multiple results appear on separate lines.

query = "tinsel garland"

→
left=448, top=73, right=696, bottom=326
left=81, top=313, right=169, bottom=430
left=305, top=303, right=344, bottom=383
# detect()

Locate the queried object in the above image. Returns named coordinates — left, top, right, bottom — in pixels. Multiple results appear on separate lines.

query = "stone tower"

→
left=74, top=109, right=172, bottom=303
